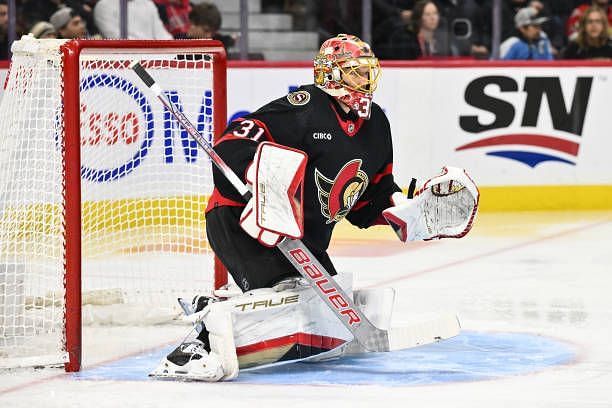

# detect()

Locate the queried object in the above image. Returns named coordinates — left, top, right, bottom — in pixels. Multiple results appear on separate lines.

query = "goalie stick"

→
left=131, top=62, right=459, bottom=352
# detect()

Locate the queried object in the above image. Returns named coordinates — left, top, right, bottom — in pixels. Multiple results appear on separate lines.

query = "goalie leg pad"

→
left=156, top=273, right=365, bottom=380
left=231, top=273, right=354, bottom=369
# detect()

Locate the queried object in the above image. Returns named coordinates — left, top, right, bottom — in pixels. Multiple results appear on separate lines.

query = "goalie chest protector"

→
left=212, top=84, right=399, bottom=252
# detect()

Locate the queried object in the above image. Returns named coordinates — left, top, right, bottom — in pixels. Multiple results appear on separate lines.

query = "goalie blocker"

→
left=239, top=142, right=308, bottom=247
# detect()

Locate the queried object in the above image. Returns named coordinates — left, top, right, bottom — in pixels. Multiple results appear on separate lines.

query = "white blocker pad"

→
left=383, top=166, right=479, bottom=241
left=199, top=273, right=354, bottom=373
left=253, top=142, right=308, bottom=239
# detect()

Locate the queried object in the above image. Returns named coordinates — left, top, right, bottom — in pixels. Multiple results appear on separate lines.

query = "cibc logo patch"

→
left=456, top=76, right=593, bottom=167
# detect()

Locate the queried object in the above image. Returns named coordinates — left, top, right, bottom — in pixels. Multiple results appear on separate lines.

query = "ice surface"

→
left=1, top=211, right=611, bottom=407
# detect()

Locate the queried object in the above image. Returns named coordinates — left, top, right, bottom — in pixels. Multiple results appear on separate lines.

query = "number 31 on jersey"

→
left=232, top=119, right=267, bottom=141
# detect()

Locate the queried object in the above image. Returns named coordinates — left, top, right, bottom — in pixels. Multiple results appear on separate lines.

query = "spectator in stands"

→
left=29, top=21, right=58, bottom=38
left=372, top=0, right=414, bottom=53
left=563, top=6, right=612, bottom=59
left=377, top=0, right=460, bottom=59
left=81, top=1, right=100, bottom=36
left=566, top=0, right=612, bottom=39
left=285, top=0, right=319, bottom=31
left=94, top=0, right=172, bottom=39
left=187, top=2, right=235, bottom=49
left=50, top=7, right=87, bottom=39
left=374, top=0, right=415, bottom=22
left=262, top=0, right=318, bottom=31
left=481, top=0, right=529, bottom=43
left=0, top=0, right=6, bottom=29
left=316, top=0, right=362, bottom=43
left=21, top=0, right=63, bottom=31
left=153, top=0, right=191, bottom=38
left=434, top=0, right=489, bottom=58
left=412, top=1, right=450, bottom=56
left=535, top=0, right=576, bottom=51
left=480, top=0, right=564, bottom=53
left=0, top=0, right=7, bottom=59
left=21, top=0, right=99, bottom=37
left=500, top=6, right=553, bottom=59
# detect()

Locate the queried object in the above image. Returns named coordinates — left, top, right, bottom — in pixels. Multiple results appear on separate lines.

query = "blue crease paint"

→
left=73, top=331, right=576, bottom=386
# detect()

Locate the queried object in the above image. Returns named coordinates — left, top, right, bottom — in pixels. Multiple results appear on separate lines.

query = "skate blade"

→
left=148, top=367, right=216, bottom=382
left=148, top=360, right=221, bottom=382
left=149, top=370, right=211, bottom=382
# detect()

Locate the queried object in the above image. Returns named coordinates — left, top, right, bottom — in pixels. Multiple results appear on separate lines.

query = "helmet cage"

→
left=337, top=56, right=380, bottom=95
left=313, top=34, right=381, bottom=119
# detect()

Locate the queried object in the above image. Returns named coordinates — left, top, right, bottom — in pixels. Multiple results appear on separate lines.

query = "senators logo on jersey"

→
left=315, top=159, right=369, bottom=224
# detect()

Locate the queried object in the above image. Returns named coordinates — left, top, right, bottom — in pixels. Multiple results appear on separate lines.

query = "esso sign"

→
left=80, top=73, right=154, bottom=183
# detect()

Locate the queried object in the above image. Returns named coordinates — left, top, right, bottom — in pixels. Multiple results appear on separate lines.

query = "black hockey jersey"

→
left=207, top=84, right=401, bottom=253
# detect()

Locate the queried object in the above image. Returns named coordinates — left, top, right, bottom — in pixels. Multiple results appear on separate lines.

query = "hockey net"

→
left=0, top=37, right=227, bottom=371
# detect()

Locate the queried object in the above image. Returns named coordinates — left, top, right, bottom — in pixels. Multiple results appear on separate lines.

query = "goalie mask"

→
left=314, top=34, right=381, bottom=119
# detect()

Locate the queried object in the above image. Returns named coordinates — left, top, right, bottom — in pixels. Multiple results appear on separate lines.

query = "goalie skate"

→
left=149, top=340, right=224, bottom=382
left=177, top=295, right=212, bottom=335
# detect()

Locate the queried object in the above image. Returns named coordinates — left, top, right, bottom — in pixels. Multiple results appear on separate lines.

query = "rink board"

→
left=1, top=61, right=611, bottom=210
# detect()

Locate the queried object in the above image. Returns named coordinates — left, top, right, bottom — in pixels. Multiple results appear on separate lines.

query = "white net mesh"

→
left=0, top=38, right=223, bottom=368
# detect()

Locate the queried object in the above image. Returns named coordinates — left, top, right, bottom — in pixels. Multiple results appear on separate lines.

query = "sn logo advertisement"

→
left=456, top=75, right=593, bottom=167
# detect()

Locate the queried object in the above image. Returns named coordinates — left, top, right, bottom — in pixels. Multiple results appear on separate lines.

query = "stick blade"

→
left=387, top=313, right=460, bottom=351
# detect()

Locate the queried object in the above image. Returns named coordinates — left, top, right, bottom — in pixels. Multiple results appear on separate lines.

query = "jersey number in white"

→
left=232, top=120, right=265, bottom=141
left=357, top=97, right=371, bottom=119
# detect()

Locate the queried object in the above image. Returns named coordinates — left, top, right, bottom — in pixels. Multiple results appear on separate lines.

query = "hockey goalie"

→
left=148, top=34, right=479, bottom=381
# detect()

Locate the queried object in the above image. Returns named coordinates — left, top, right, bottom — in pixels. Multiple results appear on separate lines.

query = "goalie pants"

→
left=206, top=206, right=338, bottom=292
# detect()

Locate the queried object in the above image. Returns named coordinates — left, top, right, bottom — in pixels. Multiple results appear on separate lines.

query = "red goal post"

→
left=0, top=37, right=227, bottom=372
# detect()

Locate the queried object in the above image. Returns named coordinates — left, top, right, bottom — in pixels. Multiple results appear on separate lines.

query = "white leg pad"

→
left=204, top=303, right=239, bottom=381
left=194, top=273, right=355, bottom=374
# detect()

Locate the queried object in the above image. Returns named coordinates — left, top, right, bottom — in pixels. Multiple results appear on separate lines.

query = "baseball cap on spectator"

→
left=30, top=21, right=56, bottom=38
left=50, top=7, right=75, bottom=30
left=514, top=7, right=548, bottom=28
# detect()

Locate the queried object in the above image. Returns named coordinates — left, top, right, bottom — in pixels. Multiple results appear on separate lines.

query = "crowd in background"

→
left=0, top=0, right=236, bottom=59
left=314, top=0, right=612, bottom=60
left=1, top=0, right=611, bottom=61
left=374, top=0, right=612, bottom=60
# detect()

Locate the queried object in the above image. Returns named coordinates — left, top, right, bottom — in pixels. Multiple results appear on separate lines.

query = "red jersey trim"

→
left=371, top=214, right=389, bottom=226
left=371, top=163, right=393, bottom=184
left=250, top=118, right=275, bottom=142
left=215, top=133, right=246, bottom=146
left=352, top=200, right=369, bottom=211
left=235, top=332, right=346, bottom=356
left=330, top=102, right=364, bottom=137
left=206, top=188, right=245, bottom=213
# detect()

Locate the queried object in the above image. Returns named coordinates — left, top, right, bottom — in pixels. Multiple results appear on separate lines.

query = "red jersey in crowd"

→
left=566, top=4, right=612, bottom=37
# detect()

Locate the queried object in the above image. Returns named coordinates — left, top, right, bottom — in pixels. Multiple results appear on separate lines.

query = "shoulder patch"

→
left=286, top=90, right=311, bottom=106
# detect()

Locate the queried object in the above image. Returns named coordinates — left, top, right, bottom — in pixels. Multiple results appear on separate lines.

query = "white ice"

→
left=1, top=211, right=611, bottom=408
